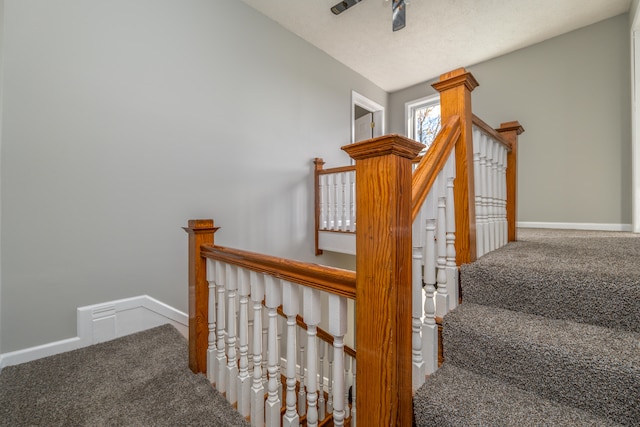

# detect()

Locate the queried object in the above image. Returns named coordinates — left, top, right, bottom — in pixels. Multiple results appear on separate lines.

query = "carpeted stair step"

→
left=442, top=303, right=640, bottom=425
left=461, top=234, right=640, bottom=333
left=413, top=364, right=624, bottom=426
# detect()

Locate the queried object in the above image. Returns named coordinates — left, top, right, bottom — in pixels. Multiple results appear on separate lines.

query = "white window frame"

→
left=405, top=94, right=440, bottom=145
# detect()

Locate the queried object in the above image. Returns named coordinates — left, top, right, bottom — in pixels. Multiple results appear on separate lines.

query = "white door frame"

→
left=351, top=91, right=384, bottom=144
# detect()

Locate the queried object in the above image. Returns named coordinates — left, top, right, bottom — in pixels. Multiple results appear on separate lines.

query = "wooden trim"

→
left=411, top=115, right=461, bottom=221
left=277, top=306, right=357, bottom=359
left=314, top=158, right=326, bottom=255
left=433, top=68, right=478, bottom=265
left=343, top=135, right=421, bottom=427
left=496, top=121, right=525, bottom=242
left=472, top=115, right=512, bottom=151
left=200, top=245, right=356, bottom=300
left=183, top=219, right=219, bottom=374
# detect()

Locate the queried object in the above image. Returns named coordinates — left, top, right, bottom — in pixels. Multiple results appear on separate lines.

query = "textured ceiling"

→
left=239, top=0, right=632, bottom=92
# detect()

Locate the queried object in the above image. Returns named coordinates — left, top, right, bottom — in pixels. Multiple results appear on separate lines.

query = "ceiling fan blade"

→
left=392, top=0, right=406, bottom=31
left=331, top=0, right=363, bottom=15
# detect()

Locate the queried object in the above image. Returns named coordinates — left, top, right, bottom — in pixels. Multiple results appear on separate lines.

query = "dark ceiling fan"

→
left=331, top=0, right=406, bottom=32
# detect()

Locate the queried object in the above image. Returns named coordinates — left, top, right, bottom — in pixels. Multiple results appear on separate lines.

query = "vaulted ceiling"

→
left=240, top=0, right=632, bottom=92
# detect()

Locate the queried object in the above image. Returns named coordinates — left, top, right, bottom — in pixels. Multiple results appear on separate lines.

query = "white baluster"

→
left=435, top=174, right=449, bottom=319
left=473, top=127, right=484, bottom=257
left=304, top=288, right=321, bottom=427
left=445, top=154, right=459, bottom=311
left=262, top=305, right=268, bottom=389
left=351, top=358, right=356, bottom=427
left=491, top=140, right=499, bottom=251
left=332, top=173, right=339, bottom=230
left=349, top=170, right=356, bottom=231
left=282, top=281, right=300, bottom=427
left=318, top=340, right=326, bottom=422
left=206, top=258, right=217, bottom=385
left=319, top=174, right=328, bottom=230
left=277, top=316, right=283, bottom=403
left=422, top=189, right=438, bottom=374
left=411, top=206, right=426, bottom=391
left=480, top=134, right=491, bottom=256
left=249, top=271, right=265, bottom=427
left=264, top=276, right=282, bottom=427
left=237, top=267, right=251, bottom=417
left=340, top=172, right=348, bottom=231
left=326, top=344, right=334, bottom=415
left=328, top=294, right=347, bottom=427
left=500, top=145, right=508, bottom=247
left=225, top=265, right=238, bottom=405
left=298, top=326, right=306, bottom=417
left=344, top=355, right=351, bottom=420
left=215, top=261, right=227, bottom=395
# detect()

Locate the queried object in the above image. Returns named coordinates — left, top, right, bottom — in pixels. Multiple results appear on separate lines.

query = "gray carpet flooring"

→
left=0, top=324, right=250, bottom=427
left=414, top=228, right=640, bottom=426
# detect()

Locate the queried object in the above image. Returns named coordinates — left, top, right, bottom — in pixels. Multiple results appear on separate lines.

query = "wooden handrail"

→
left=472, top=114, right=512, bottom=151
left=411, top=115, right=461, bottom=221
left=201, top=245, right=356, bottom=299
left=276, top=306, right=357, bottom=359
left=316, top=164, right=356, bottom=175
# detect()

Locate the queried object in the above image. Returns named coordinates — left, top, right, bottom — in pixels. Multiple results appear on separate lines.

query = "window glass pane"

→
left=413, top=104, right=441, bottom=149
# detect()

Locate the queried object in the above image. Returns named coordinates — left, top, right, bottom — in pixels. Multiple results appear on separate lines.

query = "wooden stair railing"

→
left=185, top=67, right=525, bottom=427
left=185, top=219, right=356, bottom=426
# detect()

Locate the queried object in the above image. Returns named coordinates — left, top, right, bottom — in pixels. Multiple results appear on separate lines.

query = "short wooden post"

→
left=496, top=121, right=525, bottom=242
left=432, top=68, right=479, bottom=264
left=183, top=219, right=219, bottom=373
left=343, top=134, right=423, bottom=426
left=314, top=158, right=326, bottom=255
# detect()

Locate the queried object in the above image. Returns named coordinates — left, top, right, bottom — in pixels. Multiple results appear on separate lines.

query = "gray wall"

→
left=0, top=0, right=382, bottom=352
left=390, top=14, right=631, bottom=226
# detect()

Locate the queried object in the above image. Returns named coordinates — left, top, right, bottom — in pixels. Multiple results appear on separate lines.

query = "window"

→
left=406, top=95, right=441, bottom=151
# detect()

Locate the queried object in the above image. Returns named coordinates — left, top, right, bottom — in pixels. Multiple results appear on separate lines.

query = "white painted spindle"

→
left=237, top=267, right=251, bottom=417
left=298, top=326, right=306, bottom=416
left=282, top=280, right=300, bottom=427
left=304, top=287, right=321, bottom=427
left=328, top=294, right=347, bottom=426
left=435, top=175, right=449, bottom=319
left=445, top=154, right=459, bottom=311
left=264, top=275, right=282, bottom=427
left=351, top=358, right=356, bottom=427
left=206, top=258, right=217, bottom=385
left=422, top=189, right=438, bottom=374
left=411, top=206, right=426, bottom=390
left=215, top=260, right=227, bottom=395
left=225, top=264, right=238, bottom=405
left=249, top=271, right=265, bottom=427
left=327, top=344, right=334, bottom=415
left=318, top=340, right=326, bottom=421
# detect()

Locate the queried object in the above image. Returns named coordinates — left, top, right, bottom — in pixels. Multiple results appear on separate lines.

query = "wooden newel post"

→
left=496, top=121, right=525, bottom=242
left=343, top=135, right=423, bottom=426
left=432, top=68, right=479, bottom=264
left=314, top=158, right=325, bottom=256
left=183, top=219, right=219, bottom=373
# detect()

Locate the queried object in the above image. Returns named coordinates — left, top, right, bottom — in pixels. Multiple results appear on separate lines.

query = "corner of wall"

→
left=0, top=295, right=187, bottom=371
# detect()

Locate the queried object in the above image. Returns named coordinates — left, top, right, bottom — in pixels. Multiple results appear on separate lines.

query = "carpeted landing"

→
left=0, top=324, right=250, bottom=427
left=413, top=229, right=640, bottom=426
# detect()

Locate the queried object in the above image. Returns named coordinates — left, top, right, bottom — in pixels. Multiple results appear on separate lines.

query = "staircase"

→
left=414, top=229, right=640, bottom=426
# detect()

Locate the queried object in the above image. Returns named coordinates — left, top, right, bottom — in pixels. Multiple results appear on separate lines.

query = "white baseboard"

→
left=0, top=295, right=187, bottom=371
left=517, top=221, right=634, bottom=232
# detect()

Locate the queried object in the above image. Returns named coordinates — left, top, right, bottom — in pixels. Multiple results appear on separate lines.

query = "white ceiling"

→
left=239, top=0, right=632, bottom=92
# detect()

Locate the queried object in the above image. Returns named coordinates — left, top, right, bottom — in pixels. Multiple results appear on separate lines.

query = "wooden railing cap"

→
left=342, top=133, right=424, bottom=161
left=183, top=219, right=220, bottom=234
left=497, top=121, right=525, bottom=135
left=432, top=67, right=479, bottom=93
